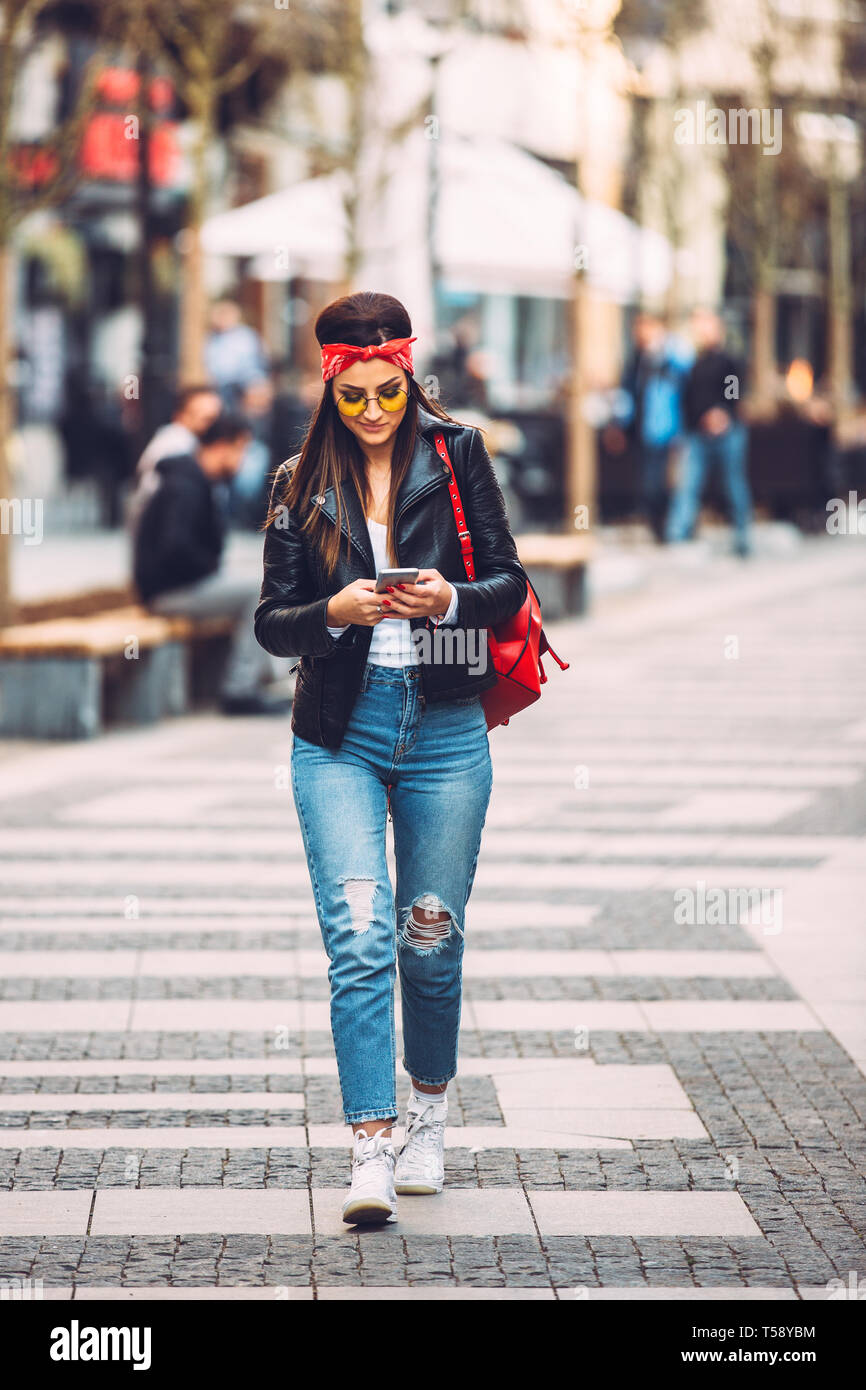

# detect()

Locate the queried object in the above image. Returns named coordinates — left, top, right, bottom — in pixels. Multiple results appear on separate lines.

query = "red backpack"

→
left=434, top=430, right=569, bottom=729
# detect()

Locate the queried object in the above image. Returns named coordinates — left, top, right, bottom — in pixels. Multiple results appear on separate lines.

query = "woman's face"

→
left=331, top=359, right=409, bottom=449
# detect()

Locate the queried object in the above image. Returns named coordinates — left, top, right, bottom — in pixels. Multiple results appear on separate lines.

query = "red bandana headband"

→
left=320, top=334, right=417, bottom=383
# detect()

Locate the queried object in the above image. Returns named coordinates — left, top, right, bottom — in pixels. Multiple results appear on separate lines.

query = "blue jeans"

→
left=638, top=442, right=671, bottom=542
left=666, top=422, right=752, bottom=550
left=290, top=662, right=493, bottom=1124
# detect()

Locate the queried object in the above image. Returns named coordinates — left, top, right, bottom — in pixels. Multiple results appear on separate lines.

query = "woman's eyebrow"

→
left=339, top=375, right=401, bottom=393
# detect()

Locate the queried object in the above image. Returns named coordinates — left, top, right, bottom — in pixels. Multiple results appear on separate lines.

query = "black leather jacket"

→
left=254, top=405, right=528, bottom=748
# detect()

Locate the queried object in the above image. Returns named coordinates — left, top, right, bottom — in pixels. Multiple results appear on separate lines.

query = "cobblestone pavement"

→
left=0, top=538, right=865, bottom=1301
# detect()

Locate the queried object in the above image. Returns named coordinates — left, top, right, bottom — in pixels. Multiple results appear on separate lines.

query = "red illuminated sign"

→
left=10, top=67, right=180, bottom=189
left=78, top=113, right=180, bottom=185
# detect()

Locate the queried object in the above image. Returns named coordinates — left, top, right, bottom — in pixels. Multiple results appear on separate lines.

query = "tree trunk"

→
left=178, top=97, right=213, bottom=384
left=567, top=269, right=596, bottom=532
left=749, top=130, right=777, bottom=409
left=750, top=281, right=777, bottom=408
left=135, top=46, right=159, bottom=450
left=828, top=173, right=853, bottom=419
left=0, top=239, right=13, bottom=628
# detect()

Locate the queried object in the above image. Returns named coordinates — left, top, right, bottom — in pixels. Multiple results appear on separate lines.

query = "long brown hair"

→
left=265, top=291, right=462, bottom=575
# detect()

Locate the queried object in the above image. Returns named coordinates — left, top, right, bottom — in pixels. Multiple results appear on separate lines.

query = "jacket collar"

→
left=312, top=404, right=460, bottom=571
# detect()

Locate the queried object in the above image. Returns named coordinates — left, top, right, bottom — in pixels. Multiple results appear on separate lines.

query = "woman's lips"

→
left=361, top=421, right=387, bottom=431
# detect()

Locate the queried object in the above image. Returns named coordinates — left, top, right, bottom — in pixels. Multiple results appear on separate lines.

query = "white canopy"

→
left=430, top=130, right=672, bottom=304
left=201, top=131, right=672, bottom=305
left=201, top=171, right=351, bottom=281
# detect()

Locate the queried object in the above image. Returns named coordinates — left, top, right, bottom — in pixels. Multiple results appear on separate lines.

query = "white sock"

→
left=411, top=1085, right=447, bottom=1108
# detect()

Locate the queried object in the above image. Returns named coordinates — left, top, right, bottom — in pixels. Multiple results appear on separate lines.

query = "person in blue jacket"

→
left=608, top=313, right=693, bottom=542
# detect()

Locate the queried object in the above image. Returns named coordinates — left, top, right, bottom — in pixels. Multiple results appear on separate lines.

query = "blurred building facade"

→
left=9, top=0, right=653, bottom=531
left=615, top=0, right=866, bottom=407
left=6, top=0, right=865, bottom=533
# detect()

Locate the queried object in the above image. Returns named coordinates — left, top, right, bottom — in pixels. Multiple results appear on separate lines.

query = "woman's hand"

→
left=379, top=568, right=452, bottom=620
left=326, top=579, right=387, bottom=627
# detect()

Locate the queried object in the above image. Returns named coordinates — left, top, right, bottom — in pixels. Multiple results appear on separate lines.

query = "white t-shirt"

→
left=136, top=422, right=197, bottom=476
left=126, top=422, right=199, bottom=537
left=327, top=517, right=459, bottom=667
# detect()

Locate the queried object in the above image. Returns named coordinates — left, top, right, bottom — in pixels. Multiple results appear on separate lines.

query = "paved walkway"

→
left=0, top=537, right=864, bottom=1300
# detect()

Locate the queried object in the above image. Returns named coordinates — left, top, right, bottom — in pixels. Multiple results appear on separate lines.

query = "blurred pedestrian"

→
left=229, top=377, right=275, bottom=529
left=132, top=413, right=288, bottom=716
left=135, top=383, right=222, bottom=477
left=127, top=383, right=223, bottom=534
left=205, top=299, right=269, bottom=409
left=666, top=308, right=753, bottom=556
left=269, top=364, right=319, bottom=464
left=609, top=312, right=692, bottom=543
left=60, top=369, right=136, bottom=527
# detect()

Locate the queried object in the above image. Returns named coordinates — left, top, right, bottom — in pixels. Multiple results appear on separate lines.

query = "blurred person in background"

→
left=132, top=412, right=288, bottom=716
left=127, top=383, right=223, bottom=533
left=666, top=308, right=753, bottom=556
left=135, top=383, right=222, bottom=478
left=60, top=368, right=136, bottom=528
left=270, top=363, right=320, bottom=463
left=205, top=299, right=269, bottom=409
left=229, top=376, right=276, bottom=529
left=606, top=313, right=692, bottom=543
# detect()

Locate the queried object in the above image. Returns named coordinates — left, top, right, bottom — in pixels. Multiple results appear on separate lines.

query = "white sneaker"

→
left=341, top=1128, right=398, bottom=1226
left=394, top=1094, right=447, bottom=1195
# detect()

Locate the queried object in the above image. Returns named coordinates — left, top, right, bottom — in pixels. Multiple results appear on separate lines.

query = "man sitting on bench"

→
left=131, top=412, right=289, bottom=716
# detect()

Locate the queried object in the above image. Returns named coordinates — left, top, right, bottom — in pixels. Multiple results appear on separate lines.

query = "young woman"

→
left=255, top=291, right=527, bottom=1225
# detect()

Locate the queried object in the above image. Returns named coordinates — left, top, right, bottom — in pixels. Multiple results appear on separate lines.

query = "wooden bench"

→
left=13, top=585, right=136, bottom=625
left=516, top=533, right=594, bottom=619
left=0, top=606, right=235, bottom=739
left=0, top=536, right=591, bottom=738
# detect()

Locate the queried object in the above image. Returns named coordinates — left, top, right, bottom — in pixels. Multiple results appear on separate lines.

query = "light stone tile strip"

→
left=310, top=1186, right=536, bottom=1238
left=0, top=1058, right=307, bottom=1078
left=0, top=1092, right=302, bottom=1113
left=90, top=1189, right=312, bottom=1235
left=0, top=901, right=600, bottom=931
left=0, top=825, right=860, bottom=859
left=0, top=998, right=822, bottom=1033
left=322, top=1288, right=802, bottom=1302
left=0, top=919, right=320, bottom=937
left=468, top=1000, right=820, bottom=1033
left=72, top=1287, right=315, bottom=1302
left=0, top=949, right=776, bottom=979
left=0, top=1127, right=307, bottom=1150
left=0, top=1191, right=94, bottom=1235
left=66, top=1287, right=818, bottom=1302
left=0, top=860, right=819, bottom=891
left=307, top=1121, right=689, bottom=1147
left=528, top=1191, right=762, bottom=1238
left=0, top=898, right=305, bottom=918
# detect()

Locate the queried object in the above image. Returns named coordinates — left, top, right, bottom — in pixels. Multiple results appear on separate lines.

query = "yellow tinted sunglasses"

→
left=336, top=386, right=408, bottom=417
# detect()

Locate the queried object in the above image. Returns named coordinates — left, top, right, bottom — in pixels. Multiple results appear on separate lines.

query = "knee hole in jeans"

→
left=398, top=893, right=459, bottom=954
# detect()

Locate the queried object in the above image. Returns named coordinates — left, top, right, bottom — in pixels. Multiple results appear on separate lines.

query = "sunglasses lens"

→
left=337, top=388, right=407, bottom=416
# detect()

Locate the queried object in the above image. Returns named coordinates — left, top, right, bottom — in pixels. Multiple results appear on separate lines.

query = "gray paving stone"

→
left=2, top=549, right=865, bottom=1297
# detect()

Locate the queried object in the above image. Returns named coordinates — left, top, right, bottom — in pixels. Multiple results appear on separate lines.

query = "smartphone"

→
left=375, top=567, right=419, bottom=592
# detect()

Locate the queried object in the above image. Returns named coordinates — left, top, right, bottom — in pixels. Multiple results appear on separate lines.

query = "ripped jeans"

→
left=290, top=661, right=493, bottom=1124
